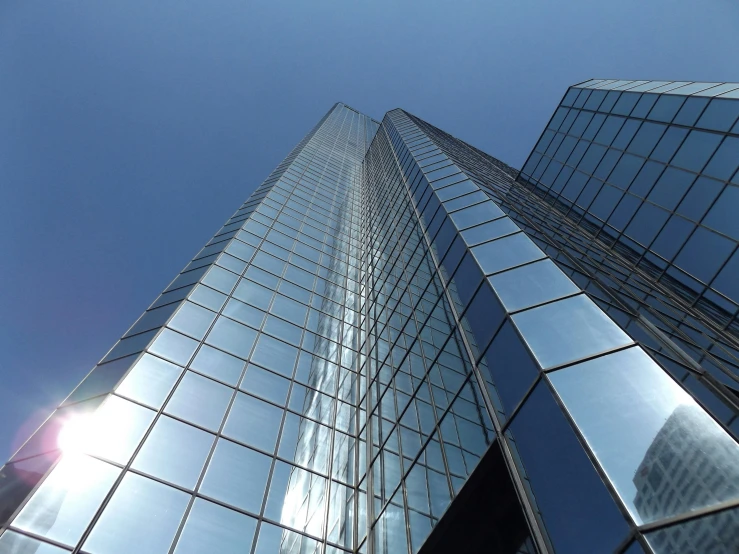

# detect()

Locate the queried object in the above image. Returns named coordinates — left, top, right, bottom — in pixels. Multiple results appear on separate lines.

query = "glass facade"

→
left=1, top=82, right=738, bottom=554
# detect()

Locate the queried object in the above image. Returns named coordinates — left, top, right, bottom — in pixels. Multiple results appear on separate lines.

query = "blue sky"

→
left=1, top=0, right=738, bottom=462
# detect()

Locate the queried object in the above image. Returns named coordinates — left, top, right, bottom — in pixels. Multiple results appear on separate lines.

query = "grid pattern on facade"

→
left=2, top=83, right=739, bottom=554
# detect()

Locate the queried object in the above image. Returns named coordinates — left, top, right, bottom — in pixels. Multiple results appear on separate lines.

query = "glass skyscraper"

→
left=2, top=79, right=739, bottom=554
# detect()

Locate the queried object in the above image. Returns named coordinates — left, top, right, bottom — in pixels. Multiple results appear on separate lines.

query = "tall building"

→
left=1, top=80, right=739, bottom=554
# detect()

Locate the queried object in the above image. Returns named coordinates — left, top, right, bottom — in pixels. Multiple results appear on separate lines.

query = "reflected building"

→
left=2, top=81, right=739, bottom=554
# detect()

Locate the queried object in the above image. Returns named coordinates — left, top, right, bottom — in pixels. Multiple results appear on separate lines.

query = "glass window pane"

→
left=704, top=185, right=739, bottom=241
left=167, top=302, right=216, bottom=340
left=507, top=383, right=628, bottom=552
left=232, top=279, right=274, bottom=311
left=0, top=531, right=69, bottom=553
left=549, top=346, right=739, bottom=524
left=472, top=233, right=545, bottom=275
left=512, top=294, right=632, bottom=369
left=202, top=266, right=239, bottom=294
left=199, top=439, right=271, bottom=513
left=115, top=353, right=182, bottom=409
left=222, top=297, right=265, bottom=329
left=13, top=455, right=119, bottom=546
left=675, top=227, right=735, bottom=284
left=148, top=329, right=199, bottom=366
left=173, top=498, right=257, bottom=554
left=489, top=259, right=580, bottom=312
left=254, top=522, right=320, bottom=554
left=279, top=412, right=331, bottom=475
left=250, top=335, right=298, bottom=377
left=132, top=416, right=214, bottom=489
left=165, top=372, right=232, bottom=431
left=189, top=345, right=245, bottom=386
left=460, top=217, right=519, bottom=247
left=645, top=505, right=739, bottom=554
left=79, top=396, right=156, bottom=464
left=223, top=393, right=283, bottom=452
left=271, top=295, right=308, bottom=325
left=704, top=137, right=739, bottom=182
left=205, top=317, right=258, bottom=360
left=83, top=473, right=189, bottom=554
left=265, top=461, right=327, bottom=538
left=188, top=284, right=227, bottom=312
left=449, top=201, right=504, bottom=230
left=240, top=365, right=290, bottom=405
left=671, top=130, right=722, bottom=172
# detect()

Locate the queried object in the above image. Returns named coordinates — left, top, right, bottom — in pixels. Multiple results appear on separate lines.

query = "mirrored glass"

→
left=13, top=455, right=119, bottom=546
left=0, top=531, right=69, bottom=553
left=240, top=365, right=290, bottom=405
left=167, top=302, right=216, bottom=341
left=460, top=217, right=519, bottom=247
left=250, top=335, right=298, bottom=377
left=472, top=233, right=545, bottom=276
left=83, top=472, right=189, bottom=554
left=645, top=505, right=739, bottom=554
left=279, top=412, right=331, bottom=475
left=115, top=353, right=182, bottom=409
left=202, top=266, right=239, bottom=294
left=265, top=461, right=327, bottom=538
left=79, top=396, right=155, bottom=464
left=254, top=522, right=320, bottom=554
left=165, top=372, right=232, bottom=432
left=449, top=201, right=504, bottom=230
left=489, top=259, right=580, bottom=312
left=549, top=346, right=739, bottom=524
left=205, top=317, right=257, bottom=360
left=507, top=382, right=628, bottom=552
left=223, top=393, right=282, bottom=452
left=188, top=284, right=227, bottom=312
left=222, top=297, right=265, bottom=329
left=132, top=416, right=214, bottom=489
left=232, top=279, right=273, bottom=311
left=199, top=439, right=271, bottom=513
left=148, top=329, right=199, bottom=367
left=189, top=345, right=245, bottom=386
left=174, top=498, right=257, bottom=554
left=512, top=294, right=632, bottom=369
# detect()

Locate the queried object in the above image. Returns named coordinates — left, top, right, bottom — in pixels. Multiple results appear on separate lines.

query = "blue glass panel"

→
left=550, top=346, right=739, bottom=524
left=647, top=167, right=695, bottom=211
left=490, top=259, right=580, bottom=312
left=132, top=416, right=214, bottom=489
left=675, top=227, right=735, bottom=284
left=199, top=439, right=272, bottom=513
left=512, top=294, right=632, bottom=369
left=0, top=531, right=68, bottom=553
left=165, top=371, right=232, bottom=432
left=115, top=353, right=182, bottom=409
left=83, top=473, right=189, bottom=554
left=240, top=365, right=290, bottom=405
left=480, top=321, right=539, bottom=421
left=507, top=383, right=628, bottom=552
left=471, top=233, right=545, bottom=276
left=223, top=392, right=282, bottom=452
left=676, top=176, right=724, bottom=222
left=190, top=345, right=245, bottom=386
left=149, top=329, right=199, bottom=366
left=174, top=499, right=257, bottom=554
left=205, top=317, right=258, bottom=360
left=250, top=335, right=298, bottom=377
left=696, top=98, right=739, bottom=132
left=704, top=137, right=739, bottom=181
left=13, top=455, right=120, bottom=546
left=671, top=130, right=722, bottom=173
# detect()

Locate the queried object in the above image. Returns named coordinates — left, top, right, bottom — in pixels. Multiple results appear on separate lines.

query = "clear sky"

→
left=1, top=0, right=738, bottom=463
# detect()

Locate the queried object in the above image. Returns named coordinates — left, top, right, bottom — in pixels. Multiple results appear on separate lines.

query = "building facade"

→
left=1, top=80, right=739, bottom=554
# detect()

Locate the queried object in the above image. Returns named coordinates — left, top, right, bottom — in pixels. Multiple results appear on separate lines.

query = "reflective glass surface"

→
left=132, top=416, right=214, bottom=489
left=199, top=439, right=271, bottom=513
left=83, top=472, right=189, bottom=554
left=115, top=353, right=182, bottom=409
left=173, top=498, right=257, bottom=554
left=13, top=455, right=119, bottom=546
left=472, top=233, right=545, bottom=275
left=489, top=258, right=579, bottom=312
left=512, top=294, right=633, bottom=369
left=164, top=371, right=232, bottom=432
left=550, top=346, right=739, bottom=524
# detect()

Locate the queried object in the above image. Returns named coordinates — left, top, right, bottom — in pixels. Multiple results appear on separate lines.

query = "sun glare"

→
left=57, top=415, right=93, bottom=455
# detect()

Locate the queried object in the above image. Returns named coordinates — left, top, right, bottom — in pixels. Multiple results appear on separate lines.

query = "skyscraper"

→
left=1, top=80, right=738, bottom=554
